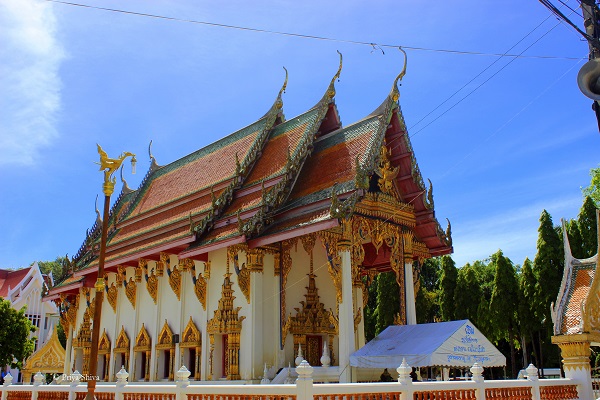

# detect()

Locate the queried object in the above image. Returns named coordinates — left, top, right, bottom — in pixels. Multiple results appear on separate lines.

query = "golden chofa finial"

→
left=391, top=47, right=408, bottom=102
left=96, top=144, right=136, bottom=196
left=274, top=67, right=288, bottom=110
left=325, top=51, right=343, bottom=100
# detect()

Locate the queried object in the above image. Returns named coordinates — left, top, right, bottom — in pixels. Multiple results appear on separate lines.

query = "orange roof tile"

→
left=560, top=266, right=595, bottom=334
left=289, top=117, right=381, bottom=202
left=130, top=131, right=260, bottom=216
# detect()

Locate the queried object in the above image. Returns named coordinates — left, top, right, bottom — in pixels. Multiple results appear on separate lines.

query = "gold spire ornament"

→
left=96, top=144, right=136, bottom=196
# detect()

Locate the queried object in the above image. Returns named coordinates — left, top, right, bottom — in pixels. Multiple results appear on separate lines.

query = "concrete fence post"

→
left=32, top=371, right=45, bottom=400
left=115, top=366, right=129, bottom=400
left=68, top=371, right=83, bottom=400
left=470, top=363, right=485, bottom=400
left=175, top=365, right=191, bottom=400
left=526, top=364, right=541, bottom=400
left=295, top=360, right=313, bottom=400
left=1, top=372, right=13, bottom=400
left=397, top=358, right=412, bottom=400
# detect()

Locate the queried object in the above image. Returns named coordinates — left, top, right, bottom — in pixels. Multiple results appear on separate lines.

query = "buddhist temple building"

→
left=45, top=54, right=452, bottom=383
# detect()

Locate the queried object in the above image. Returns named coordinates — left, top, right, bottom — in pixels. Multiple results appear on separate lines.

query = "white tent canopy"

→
left=350, top=319, right=506, bottom=368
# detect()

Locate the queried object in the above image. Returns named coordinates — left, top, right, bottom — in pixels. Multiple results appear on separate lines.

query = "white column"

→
left=553, top=337, right=595, bottom=400
left=404, top=261, right=417, bottom=325
left=337, top=240, right=354, bottom=383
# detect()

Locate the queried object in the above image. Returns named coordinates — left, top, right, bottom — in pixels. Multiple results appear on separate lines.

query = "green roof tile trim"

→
left=286, top=180, right=355, bottom=210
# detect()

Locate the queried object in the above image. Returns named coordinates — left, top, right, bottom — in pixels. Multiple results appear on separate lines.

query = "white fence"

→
left=0, top=361, right=583, bottom=400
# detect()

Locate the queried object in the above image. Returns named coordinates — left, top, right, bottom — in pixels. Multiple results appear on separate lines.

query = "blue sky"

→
left=0, top=0, right=597, bottom=270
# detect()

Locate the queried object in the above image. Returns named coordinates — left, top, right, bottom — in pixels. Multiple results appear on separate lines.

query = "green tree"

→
left=38, top=255, right=73, bottom=286
left=533, top=210, right=564, bottom=325
left=489, top=250, right=519, bottom=378
left=518, top=258, right=539, bottom=366
left=438, top=256, right=457, bottom=321
left=582, top=166, right=600, bottom=206
left=0, top=299, right=36, bottom=369
left=578, top=196, right=598, bottom=258
left=363, top=274, right=379, bottom=342
left=454, top=264, right=481, bottom=323
left=415, top=258, right=441, bottom=323
left=566, top=219, right=584, bottom=259
left=374, top=272, right=399, bottom=335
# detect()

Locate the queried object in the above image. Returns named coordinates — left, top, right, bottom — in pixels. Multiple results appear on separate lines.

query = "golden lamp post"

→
left=86, top=144, right=136, bottom=400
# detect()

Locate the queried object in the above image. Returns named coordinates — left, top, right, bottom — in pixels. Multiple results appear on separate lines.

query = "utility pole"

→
left=580, top=0, right=600, bottom=130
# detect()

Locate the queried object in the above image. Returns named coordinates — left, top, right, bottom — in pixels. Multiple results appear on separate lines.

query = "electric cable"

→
left=44, top=0, right=584, bottom=61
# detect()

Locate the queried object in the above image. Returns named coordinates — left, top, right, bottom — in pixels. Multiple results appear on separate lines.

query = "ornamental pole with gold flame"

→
left=86, top=144, right=136, bottom=400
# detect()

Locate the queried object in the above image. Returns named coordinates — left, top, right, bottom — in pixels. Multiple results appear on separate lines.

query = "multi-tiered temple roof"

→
left=47, top=54, right=452, bottom=297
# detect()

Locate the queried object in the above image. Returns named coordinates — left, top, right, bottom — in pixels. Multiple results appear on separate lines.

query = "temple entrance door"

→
left=222, top=334, right=229, bottom=378
left=305, top=335, right=322, bottom=366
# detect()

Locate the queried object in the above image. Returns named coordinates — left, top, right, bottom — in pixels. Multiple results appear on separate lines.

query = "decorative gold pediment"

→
left=22, top=325, right=65, bottom=377
left=134, top=323, right=151, bottom=352
left=99, top=329, right=111, bottom=354
left=156, top=320, right=174, bottom=349
left=114, top=326, right=130, bottom=352
left=375, top=144, right=400, bottom=197
left=181, top=317, right=201, bottom=348
left=231, top=249, right=250, bottom=304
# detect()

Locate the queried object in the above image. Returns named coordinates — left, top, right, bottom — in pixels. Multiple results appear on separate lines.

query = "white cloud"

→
left=0, top=0, right=65, bottom=167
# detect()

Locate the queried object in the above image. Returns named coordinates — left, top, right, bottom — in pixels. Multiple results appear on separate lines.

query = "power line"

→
left=45, top=0, right=584, bottom=61
left=407, top=17, right=566, bottom=139
left=408, top=12, right=555, bottom=132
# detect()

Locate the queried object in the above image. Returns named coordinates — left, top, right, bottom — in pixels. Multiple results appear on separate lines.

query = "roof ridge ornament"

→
left=322, top=51, right=343, bottom=103
left=391, top=47, right=408, bottom=103
left=148, top=140, right=160, bottom=171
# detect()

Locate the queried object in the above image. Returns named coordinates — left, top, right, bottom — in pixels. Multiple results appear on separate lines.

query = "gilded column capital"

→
left=337, top=239, right=352, bottom=252
left=246, top=248, right=264, bottom=273
left=552, top=334, right=596, bottom=372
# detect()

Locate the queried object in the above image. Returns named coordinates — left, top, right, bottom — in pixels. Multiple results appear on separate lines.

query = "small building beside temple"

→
left=1, top=263, right=59, bottom=382
left=45, top=55, right=452, bottom=383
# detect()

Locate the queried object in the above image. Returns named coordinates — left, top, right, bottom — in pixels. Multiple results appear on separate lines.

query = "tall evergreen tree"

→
left=489, top=250, right=519, bottom=378
left=565, top=219, right=584, bottom=259
left=415, top=258, right=441, bottom=323
left=374, top=271, right=399, bottom=335
left=454, top=264, right=482, bottom=324
left=363, top=274, right=379, bottom=342
left=533, top=210, right=564, bottom=325
left=578, top=196, right=598, bottom=258
left=438, top=256, right=457, bottom=321
left=518, top=258, right=539, bottom=366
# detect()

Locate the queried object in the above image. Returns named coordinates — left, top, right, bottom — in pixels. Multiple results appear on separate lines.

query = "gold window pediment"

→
left=114, top=326, right=130, bottom=353
left=134, top=323, right=151, bottom=352
left=181, top=317, right=201, bottom=348
left=156, top=320, right=175, bottom=350
left=98, top=329, right=111, bottom=354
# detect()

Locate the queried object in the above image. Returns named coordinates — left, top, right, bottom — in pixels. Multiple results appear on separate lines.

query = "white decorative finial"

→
left=33, top=371, right=45, bottom=386
left=261, top=364, right=271, bottom=384
left=526, top=364, right=539, bottom=381
left=470, top=363, right=484, bottom=383
left=397, top=358, right=411, bottom=384
left=295, top=343, right=304, bottom=366
left=320, top=341, right=331, bottom=367
left=116, top=366, right=129, bottom=386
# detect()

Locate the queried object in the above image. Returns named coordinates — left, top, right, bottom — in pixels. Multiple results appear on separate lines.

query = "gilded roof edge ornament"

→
left=120, top=165, right=134, bottom=195
left=319, top=51, right=343, bottom=105
left=391, top=47, right=408, bottom=103
left=261, top=67, right=288, bottom=120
